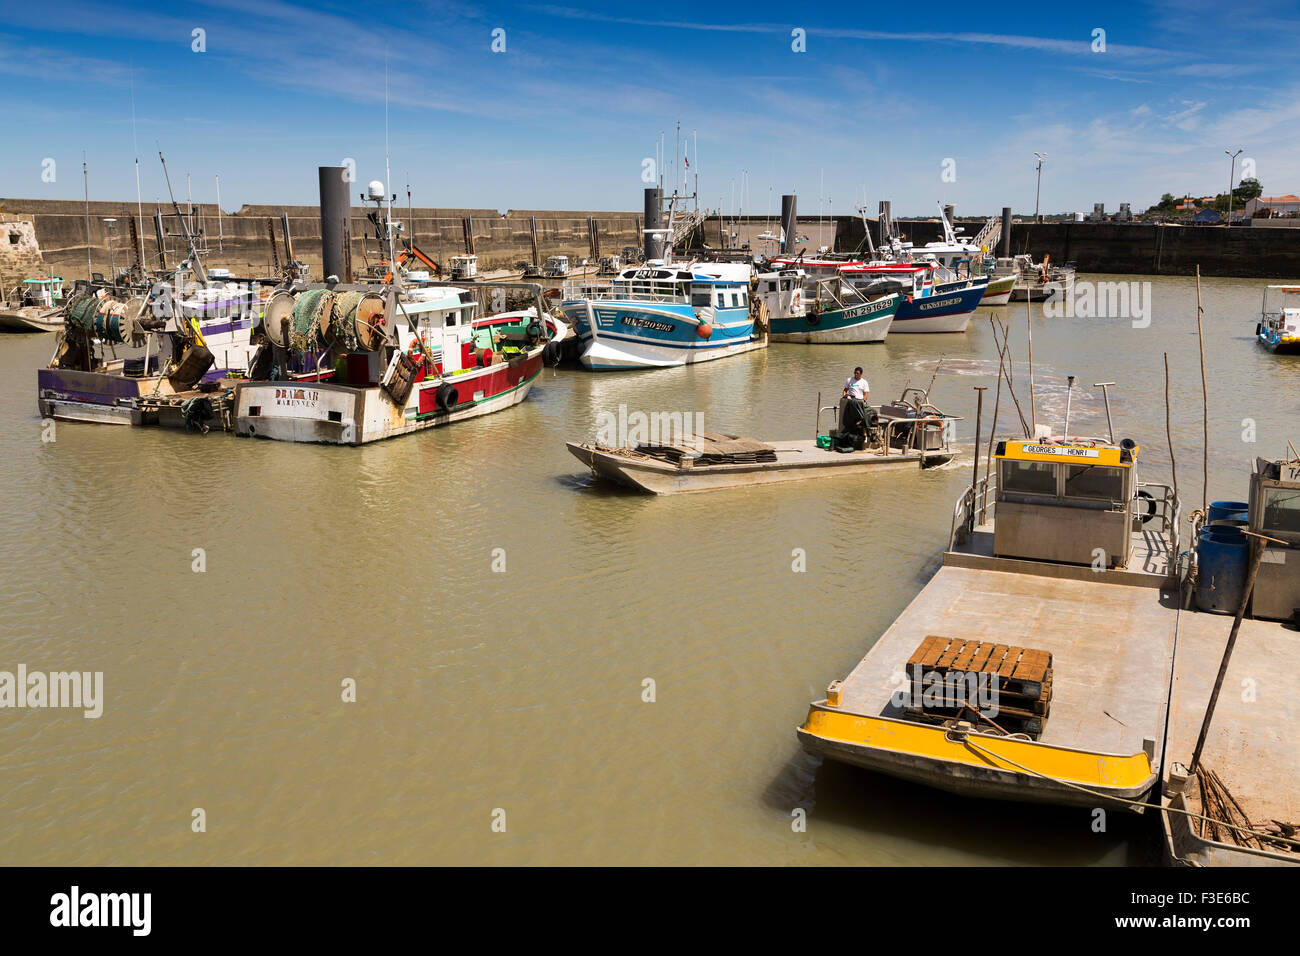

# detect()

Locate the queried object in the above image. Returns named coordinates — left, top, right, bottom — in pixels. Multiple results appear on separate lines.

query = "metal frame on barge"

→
left=798, top=429, right=1184, bottom=810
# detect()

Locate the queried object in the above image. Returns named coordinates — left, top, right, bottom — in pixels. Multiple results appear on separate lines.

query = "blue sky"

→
left=1, top=0, right=1295, bottom=216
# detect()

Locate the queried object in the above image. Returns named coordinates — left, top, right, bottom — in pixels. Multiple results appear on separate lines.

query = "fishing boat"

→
left=567, top=385, right=955, bottom=494
left=997, top=254, right=1077, bottom=301
left=36, top=273, right=268, bottom=427
left=234, top=280, right=551, bottom=445
left=798, top=387, right=1183, bottom=809
left=0, top=276, right=65, bottom=333
left=759, top=268, right=900, bottom=343
left=905, top=206, right=1014, bottom=307
left=558, top=260, right=764, bottom=370
left=842, top=263, right=984, bottom=333
left=1256, top=285, right=1300, bottom=354
left=1160, top=455, right=1300, bottom=865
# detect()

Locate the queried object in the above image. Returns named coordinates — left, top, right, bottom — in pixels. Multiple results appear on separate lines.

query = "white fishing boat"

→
left=0, top=276, right=65, bottom=332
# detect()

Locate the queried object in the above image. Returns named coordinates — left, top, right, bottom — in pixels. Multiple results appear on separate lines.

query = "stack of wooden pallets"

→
left=903, top=635, right=1054, bottom=739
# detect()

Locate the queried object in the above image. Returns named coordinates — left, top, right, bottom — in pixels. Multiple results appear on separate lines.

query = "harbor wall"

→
left=6, top=197, right=1297, bottom=281
left=702, top=215, right=1300, bottom=278
left=0, top=199, right=643, bottom=280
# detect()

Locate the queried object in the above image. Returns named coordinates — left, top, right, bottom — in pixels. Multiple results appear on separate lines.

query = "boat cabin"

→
left=543, top=255, right=570, bottom=277
left=755, top=269, right=805, bottom=318
left=449, top=255, right=478, bottom=279
left=1247, top=456, right=1300, bottom=620
left=21, top=276, right=63, bottom=306
left=991, top=438, right=1143, bottom=568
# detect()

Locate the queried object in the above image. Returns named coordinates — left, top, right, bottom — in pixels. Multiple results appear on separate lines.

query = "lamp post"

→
left=1225, top=148, right=1243, bottom=224
left=1033, top=152, right=1047, bottom=223
left=102, top=218, right=117, bottom=277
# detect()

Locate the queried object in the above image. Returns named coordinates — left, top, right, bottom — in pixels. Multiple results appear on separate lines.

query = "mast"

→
left=82, top=153, right=92, bottom=279
left=130, top=65, right=145, bottom=272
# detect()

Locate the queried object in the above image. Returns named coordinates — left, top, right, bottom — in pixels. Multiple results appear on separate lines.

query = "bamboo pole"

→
left=1026, top=286, right=1036, bottom=436
left=1196, top=265, right=1208, bottom=514
left=985, top=316, right=1004, bottom=475
left=1189, top=530, right=1287, bottom=775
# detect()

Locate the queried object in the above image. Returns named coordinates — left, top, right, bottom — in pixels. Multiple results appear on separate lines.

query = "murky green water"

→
left=1, top=274, right=1296, bottom=864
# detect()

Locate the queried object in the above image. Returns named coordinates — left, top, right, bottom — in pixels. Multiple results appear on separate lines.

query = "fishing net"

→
left=328, top=291, right=365, bottom=351
left=290, top=289, right=331, bottom=353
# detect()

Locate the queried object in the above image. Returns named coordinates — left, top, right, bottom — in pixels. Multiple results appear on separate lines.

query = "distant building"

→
left=1088, top=202, right=1106, bottom=221
left=1244, top=194, right=1300, bottom=217
left=1116, top=202, right=1132, bottom=221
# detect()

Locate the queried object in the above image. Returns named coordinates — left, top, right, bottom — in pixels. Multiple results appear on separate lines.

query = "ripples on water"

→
left=0, top=275, right=1296, bottom=864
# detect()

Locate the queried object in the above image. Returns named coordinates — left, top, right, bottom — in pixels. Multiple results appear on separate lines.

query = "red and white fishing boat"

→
left=234, top=282, right=559, bottom=445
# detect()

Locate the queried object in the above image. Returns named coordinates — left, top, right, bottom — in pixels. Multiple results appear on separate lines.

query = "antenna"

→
left=158, top=146, right=207, bottom=283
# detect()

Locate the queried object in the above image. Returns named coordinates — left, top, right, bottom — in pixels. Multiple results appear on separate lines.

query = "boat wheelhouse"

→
left=559, top=260, right=764, bottom=370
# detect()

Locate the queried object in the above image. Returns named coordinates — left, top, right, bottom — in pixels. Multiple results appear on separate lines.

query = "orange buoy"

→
left=697, top=323, right=713, bottom=339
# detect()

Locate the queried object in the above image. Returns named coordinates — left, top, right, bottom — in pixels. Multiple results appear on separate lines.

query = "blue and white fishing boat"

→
left=842, top=263, right=984, bottom=333
left=1257, top=285, right=1300, bottom=354
left=559, top=261, right=764, bottom=370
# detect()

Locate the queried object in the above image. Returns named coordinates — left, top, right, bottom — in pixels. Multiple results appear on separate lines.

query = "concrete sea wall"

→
left=0, top=198, right=643, bottom=280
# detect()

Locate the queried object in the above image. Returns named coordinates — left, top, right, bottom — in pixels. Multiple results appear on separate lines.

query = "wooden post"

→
left=529, top=216, right=539, bottom=269
left=1189, top=530, right=1288, bottom=774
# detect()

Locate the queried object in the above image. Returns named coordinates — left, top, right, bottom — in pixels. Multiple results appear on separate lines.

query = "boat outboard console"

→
left=991, top=438, right=1144, bottom=567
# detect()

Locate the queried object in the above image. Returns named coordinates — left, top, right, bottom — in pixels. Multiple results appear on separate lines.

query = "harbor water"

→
left=2, top=273, right=1297, bottom=865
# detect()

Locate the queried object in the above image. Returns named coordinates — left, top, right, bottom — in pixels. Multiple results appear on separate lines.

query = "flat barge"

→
left=568, top=388, right=955, bottom=495
left=798, top=434, right=1183, bottom=809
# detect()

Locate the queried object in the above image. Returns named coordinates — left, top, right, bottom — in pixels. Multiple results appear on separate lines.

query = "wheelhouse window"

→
left=691, top=284, right=713, bottom=308
left=1262, top=488, right=1300, bottom=535
left=1062, top=465, right=1125, bottom=502
left=1000, top=459, right=1057, bottom=496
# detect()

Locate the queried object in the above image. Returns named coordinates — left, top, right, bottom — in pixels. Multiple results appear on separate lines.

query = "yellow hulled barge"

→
left=798, top=435, right=1182, bottom=809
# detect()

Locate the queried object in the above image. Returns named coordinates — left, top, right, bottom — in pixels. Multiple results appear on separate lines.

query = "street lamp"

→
left=102, top=218, right=117, bottom=277
left=1225, top=149, right=1243, bottom=224
left=1033, top=153, right=1047, bottom=223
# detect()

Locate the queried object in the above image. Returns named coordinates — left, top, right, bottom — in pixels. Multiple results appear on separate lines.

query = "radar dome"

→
left=366, top=180, right=386, bottom=201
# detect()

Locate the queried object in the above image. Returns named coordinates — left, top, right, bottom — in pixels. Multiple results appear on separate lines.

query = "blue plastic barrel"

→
left=1208, top=500, right=1250, bottom=525
left=1196, top=525, right=1249, bottom=613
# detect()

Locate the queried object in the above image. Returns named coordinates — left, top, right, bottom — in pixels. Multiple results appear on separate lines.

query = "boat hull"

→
left=234, top=349, right=544, bottom=445
left=0, top=307, right=63, bottom=333
left=892, top=283, right=984, bottom=333
left=567, top=438, right=950, bottom=494
left=1257, top=327, right=1300, bottom=353
left=1010, top=272, right=1076, bottom=301
left=560, top=300, right=762, bottom=370
left=769, top=295, right=898, bottom=343
left=978, top=275, right=1016, bottom=307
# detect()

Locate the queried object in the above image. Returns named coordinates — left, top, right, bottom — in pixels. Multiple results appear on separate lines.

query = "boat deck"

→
left=947, top=522, right=1177, bottom=587
left=569, top=438, right=945, bottom=494
left=833, top=563, right=1178, bottom=758
left=1161, top=610, right=1300, bottom=864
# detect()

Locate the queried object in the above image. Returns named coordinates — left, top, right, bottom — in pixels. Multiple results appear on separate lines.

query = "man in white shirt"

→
left=844, top=367, right=870, bottom=403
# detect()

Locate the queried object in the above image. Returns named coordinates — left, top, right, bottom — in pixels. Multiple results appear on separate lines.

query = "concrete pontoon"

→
left=1160, top=456, right=1300, bottom=865
left=799, top=435, right=1183, bottom=809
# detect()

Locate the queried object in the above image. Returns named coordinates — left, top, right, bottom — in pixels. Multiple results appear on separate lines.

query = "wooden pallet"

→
left=904, top=635, right=1054, bottom=739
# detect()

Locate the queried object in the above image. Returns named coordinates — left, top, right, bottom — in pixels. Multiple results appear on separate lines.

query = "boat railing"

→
left=949, top=474, right=992, bottom=550
left=1138, top=481, right=1180, bottom=557
left=561, top=278, right=686, bottom=304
